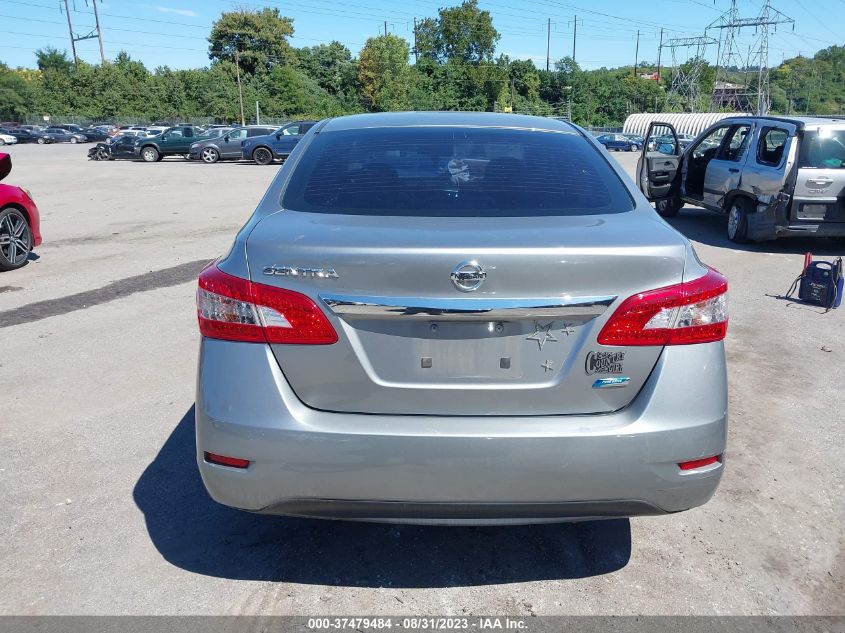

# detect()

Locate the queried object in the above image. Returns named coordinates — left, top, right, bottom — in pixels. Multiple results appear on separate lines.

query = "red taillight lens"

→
left=597, top=267, right=728, bottom=346
left=204, top=452, right=250, bottom=469
left=197, top=264, right=337, bottom=344
left=679, top=455, right=720, bottom=471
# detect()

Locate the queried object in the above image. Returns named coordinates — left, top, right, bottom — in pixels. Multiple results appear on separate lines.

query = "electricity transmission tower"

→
left=707, top=0, right=793, bottom=114
left=61, top=0, right=106, bottom=66
left=661, top=36, right=718, bottom=112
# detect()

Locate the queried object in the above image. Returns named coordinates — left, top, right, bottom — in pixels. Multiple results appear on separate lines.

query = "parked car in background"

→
left=189, top=125, right=277, bottom=163
left=106, top=130, right=143, bottom=160
left=623, top=133, right=644, bottom=147
left=241, top=120, right=317, bottom=165
left=0, top=128, right=36, bottom=143
left=134, top=125, right=204, bottom=162
left=52, top=124, right=86, bottom=135
left=0, top=131, right=18, bottom=146
left=36, top=128, right=88, bottom=144
left=638, top=115, right=845, bottom=242
left=80, top=127, right=111, bottom=142
left=596, top=133, right=641, bottom=152
left=0, top=153, right=41, bottom=271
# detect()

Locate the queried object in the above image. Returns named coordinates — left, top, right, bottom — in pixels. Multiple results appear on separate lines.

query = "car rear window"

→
left=281, top=126, right=634, bottom=217
left=799, top=129, right=845, bottom=168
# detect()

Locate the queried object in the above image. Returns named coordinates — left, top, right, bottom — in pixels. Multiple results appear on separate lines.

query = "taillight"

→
left=597, top=267, right=728, bottom=346
left=197, top=264, right=337, bottom=344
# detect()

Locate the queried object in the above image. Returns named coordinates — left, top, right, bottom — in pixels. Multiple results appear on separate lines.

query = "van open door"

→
left=636, top=122, right=684, bottom=217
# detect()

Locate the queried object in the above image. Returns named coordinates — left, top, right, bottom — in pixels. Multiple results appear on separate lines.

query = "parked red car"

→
left=0, top=153, right=41, bottom=271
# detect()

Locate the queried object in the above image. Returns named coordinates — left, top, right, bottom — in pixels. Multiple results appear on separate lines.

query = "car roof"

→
left=715, top=115, right=845, bottom=130
left=320, top=112, right=579, bottom=134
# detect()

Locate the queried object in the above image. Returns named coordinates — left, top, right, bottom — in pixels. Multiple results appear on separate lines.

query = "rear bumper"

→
left=776, top=223, right=845, bottom=238
left=196, top=340, right=727, bottom=524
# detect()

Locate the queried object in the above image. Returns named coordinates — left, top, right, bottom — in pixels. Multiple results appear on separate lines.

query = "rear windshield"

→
left=281, top=126, right=634, bottom=217
left=799, top=129, right=845, bottom=168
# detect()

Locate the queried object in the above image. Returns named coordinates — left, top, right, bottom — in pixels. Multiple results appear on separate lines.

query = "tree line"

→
left=0, top=0, right=842, bottom=125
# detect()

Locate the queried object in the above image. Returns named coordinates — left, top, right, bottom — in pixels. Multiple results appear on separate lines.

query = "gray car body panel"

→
left=202, top=112, right=725, bottom=522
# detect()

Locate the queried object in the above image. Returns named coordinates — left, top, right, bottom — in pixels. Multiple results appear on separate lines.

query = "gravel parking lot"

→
left=0, top=143, right=842, bottom=615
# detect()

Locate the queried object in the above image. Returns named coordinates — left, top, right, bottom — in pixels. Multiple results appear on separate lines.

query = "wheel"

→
left=37, top=137, right=45, bottom=144
left=655, top=197, right=683, bottom=218
left=727, top=198, right=751, bottom=243
left=70, top=137, right=78, bottom=144
left=629, top=144, right=640, bottom=152
left=0, top=139, right=5, bottom=146
left=201, top=147, right=219, bottom=164
left=0, top=207, right=33, bottom=271
left=141, top=146, right=159, bottom=162
left=253, top=147, right=273, bottom=165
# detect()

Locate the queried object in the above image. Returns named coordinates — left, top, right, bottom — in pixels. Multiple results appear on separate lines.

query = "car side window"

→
left=282, top=125, right=301, bottom=136
left=720, top=125, right=752, bottom=162
left=692, top=126, right=729, bottom=159
left=757, top=128, right=788, bottom=167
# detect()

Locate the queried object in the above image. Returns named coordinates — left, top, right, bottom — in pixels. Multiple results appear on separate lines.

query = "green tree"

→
left=208, top=8, right=294, bottom=75
left=35, top=47, right=73, bottom=73
left=357, top=34, right=413, bottom=111
left=416, top=0, right=499, bottom=64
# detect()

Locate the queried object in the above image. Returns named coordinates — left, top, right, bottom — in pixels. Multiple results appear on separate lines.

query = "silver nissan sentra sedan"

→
left=195, top=111, right=728, bottom=525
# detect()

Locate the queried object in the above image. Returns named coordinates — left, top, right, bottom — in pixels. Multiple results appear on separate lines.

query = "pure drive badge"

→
left=585, top=350, right=626, bottom=375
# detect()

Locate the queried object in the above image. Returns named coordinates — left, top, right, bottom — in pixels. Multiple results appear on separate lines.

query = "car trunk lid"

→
left=246, top=209, right=687, bottom=416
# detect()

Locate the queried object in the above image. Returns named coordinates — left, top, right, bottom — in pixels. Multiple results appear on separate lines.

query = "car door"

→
left=702, top=122, right=753, bottom=210
left=271, top=123, right=303, bottom=157
left=791, top=125, right=845, bottom=225
left=221, top=128, right=247, bottom=158
left=636, top=122, right=682, bottom=201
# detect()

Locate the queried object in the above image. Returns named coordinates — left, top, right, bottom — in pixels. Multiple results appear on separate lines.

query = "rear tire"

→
left=37, top=137, right=46, bottom=145
left=0, top=207, right=33, bottom=271
left=141, top=146, right=159, bottom=162
left=253, top=147, right=273, bottom=165
left=70, top=137, right=78, bottom=144
left=630, top=144, right=640, bottom=151
left=655, top=197, right=683, bottom=218
left=727, top=198, right=751, bottom=243
left=0, top=139, right=5, bottom=146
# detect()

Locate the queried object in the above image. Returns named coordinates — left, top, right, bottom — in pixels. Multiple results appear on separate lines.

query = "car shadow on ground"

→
left=664, top=208, right=845, bottom=256
left=133, top=406, right=632, bottom=587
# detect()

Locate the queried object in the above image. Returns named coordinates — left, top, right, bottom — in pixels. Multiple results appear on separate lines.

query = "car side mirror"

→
left=276, top=133, right=282, bottom=140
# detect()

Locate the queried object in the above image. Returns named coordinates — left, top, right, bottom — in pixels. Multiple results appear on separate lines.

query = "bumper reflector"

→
left=204, top=452, right=250, bottom=469
left=679, top=455, right=720, bottom=471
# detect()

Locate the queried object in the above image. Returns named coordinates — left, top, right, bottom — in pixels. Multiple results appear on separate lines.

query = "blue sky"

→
left=1, top=0, right=842, bottom=71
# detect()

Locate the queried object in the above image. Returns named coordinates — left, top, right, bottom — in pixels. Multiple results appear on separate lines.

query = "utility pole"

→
left=91, top=0, right=106, bottom=65
left=255, top=101, right=260, bottom=125
left=572, top=15, right=577, bottom=64
left=546, top=18, right=551, bottom=71
left=413, top=17, right=419, bottom=64
left=234, top=44, right=245, bottom=127
left=633, top=30, right=639, bottom=78
left=62, top=0, right=79, bottom=68
left=656, top=28, right=663, bottom=84
left=384, top=21, right=388, bottom=36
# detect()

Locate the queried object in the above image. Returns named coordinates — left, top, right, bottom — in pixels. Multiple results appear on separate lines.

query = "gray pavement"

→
left=0, top=143, right=842, bottom=615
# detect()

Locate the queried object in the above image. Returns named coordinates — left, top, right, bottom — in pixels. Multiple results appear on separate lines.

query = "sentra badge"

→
left=263, top=265, right=339, bottom=279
